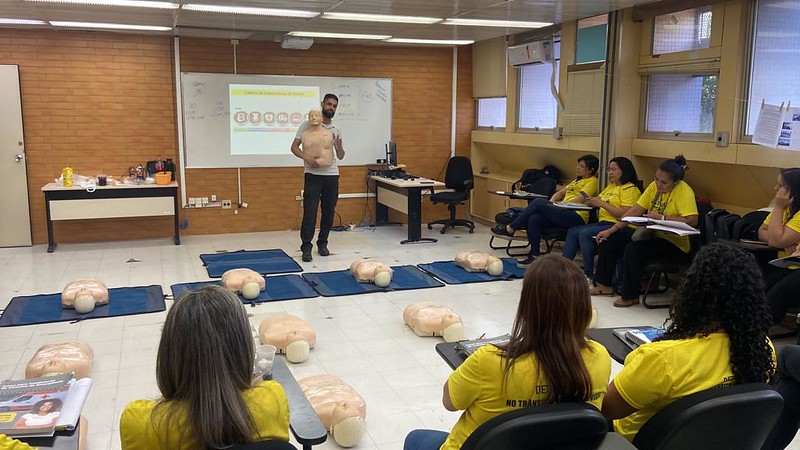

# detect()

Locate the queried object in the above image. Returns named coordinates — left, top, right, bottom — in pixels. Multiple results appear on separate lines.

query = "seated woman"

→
left=492, top=155, right=600, bottom=267
left=119, top=285, right=290, bottom=450
left=758, top=168, right=800, bottom=326
left=562, top=156, right=642, bottom=280
left=592, top=155, right=698, bottom=307
left=403, top=254, right=611, bottom=450
left=601, top=243, right=775, bottom=442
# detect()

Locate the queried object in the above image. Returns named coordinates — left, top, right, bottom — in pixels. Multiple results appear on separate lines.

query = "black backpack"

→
left=703, top=209, right=729, bottom=244
left=716, top=213, right=741, bottom=241
left=732, top=210, right=769, bottom=241
left=512, top=165, right=562, bottom=192
left=495, top=207, right=525, bottom=226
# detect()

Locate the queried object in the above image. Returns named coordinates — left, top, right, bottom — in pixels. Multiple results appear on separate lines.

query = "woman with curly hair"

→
left=601, top=243, right=775, bottom=442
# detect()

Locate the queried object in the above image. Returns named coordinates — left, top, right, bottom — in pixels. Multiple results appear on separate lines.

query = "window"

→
left=476, top=97, right=506, bottom=129
left=645, top=74, right=717, bottom=134
left=745, top=0, right=800, bottom=136
left=652, top=6, right=712, bottom=55
left=518, top=40, right=560, bottom=131
left=576, top=15, right=608, bottom=64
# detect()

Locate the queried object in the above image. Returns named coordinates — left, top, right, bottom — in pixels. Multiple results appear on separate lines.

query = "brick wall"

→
left=0, top=30, right=474, bottom=245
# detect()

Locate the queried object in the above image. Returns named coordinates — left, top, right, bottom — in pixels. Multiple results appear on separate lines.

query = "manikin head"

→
left=373, top=268, right=391, bottom=288
left=74, top=288, right=97, bottom=314
left=308, top=109, right=323, bottom=126
left=241, top=275, right=262, bottom=300
left=321, top=93, right=339, bottom=120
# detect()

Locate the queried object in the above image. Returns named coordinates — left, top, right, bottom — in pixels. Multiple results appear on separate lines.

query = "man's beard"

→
left=322, top=109, right=335, bottom=119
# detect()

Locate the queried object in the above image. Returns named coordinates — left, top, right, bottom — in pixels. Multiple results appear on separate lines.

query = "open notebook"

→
left=622, top=217, right=700, bottom=236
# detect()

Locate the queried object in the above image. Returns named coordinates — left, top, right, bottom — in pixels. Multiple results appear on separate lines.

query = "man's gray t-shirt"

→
left=295, top=121, right=342, bottom=176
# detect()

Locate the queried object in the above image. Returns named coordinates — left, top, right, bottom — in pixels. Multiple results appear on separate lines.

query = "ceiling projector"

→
left=281, top=36, right=314, bottom=50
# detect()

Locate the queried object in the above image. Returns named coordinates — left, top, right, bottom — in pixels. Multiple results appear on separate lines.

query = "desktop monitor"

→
left=385, top=141, right=398, bottom=167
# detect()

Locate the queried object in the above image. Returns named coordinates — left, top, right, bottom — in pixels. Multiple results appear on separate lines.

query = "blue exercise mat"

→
left=170, top=274, right=318, bottom=305
left=200, top=249, right=303, bottom=278
left=0, top=285, right=166, bottom=327
left=302, top=265, right=444, bottom=297
left=417, top=258, right=525, bottom=285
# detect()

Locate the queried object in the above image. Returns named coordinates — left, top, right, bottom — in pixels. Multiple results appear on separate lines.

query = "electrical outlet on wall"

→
left=201, top=197, right=209, bottom=206
left=222, top=200, right=232, bottom=209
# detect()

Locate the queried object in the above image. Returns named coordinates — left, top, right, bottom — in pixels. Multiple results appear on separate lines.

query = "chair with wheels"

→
left=460, top=402, right=616, bottom=450
left=632, top=383, right=783, bottom=450
left=428, top=156, right=475, bottom=235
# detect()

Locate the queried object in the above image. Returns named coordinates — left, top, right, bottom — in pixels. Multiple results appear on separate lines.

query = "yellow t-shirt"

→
left=612, top=333, right=775, bottom=442
left=119, top=381, right=290, bottom=450
left=442, top=341, right=611, bottom=450
left=597, top=182, right=642, bottom=224
left=636, top=180, right=698, bottom=253
left=0, top=436, right=34, bottom=450
left=763, top=209, right=800, bottom=257
left=564, top=177, right=599, bottom=223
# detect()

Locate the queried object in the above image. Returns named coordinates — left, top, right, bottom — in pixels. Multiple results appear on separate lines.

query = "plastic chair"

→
left=428, top=156, right=475, bottom=234
left=461, top=402, right=610, bottom=450
left=633, top=383, right=783, bottom=450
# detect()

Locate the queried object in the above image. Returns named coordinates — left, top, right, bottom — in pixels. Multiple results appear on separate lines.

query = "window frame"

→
left=651, top=5, right=714, bottom=56
left=475, top=97, right=507, bottom=131
left=639, top=71, right=719, bottom=141
left=516, top=61, right=561, bottom=133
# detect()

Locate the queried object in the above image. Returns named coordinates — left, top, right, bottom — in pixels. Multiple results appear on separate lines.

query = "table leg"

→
left=401, top=188, right=437, bottom=245
left=173, top=189, right=181, bottom=245
left=45, top=196, right=57, bottom=253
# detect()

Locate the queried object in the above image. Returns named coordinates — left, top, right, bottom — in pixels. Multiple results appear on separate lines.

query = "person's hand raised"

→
left=774, top=186, right=794, bottom=210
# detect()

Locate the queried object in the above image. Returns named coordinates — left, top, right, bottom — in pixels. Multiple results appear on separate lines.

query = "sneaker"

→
left=318, top=246, right=330, bottom=257
left=301, top=250, right=312, bottom=262
left=516, top=255, right=536, bottom=269
left=491, top=225, right=515, bottom=237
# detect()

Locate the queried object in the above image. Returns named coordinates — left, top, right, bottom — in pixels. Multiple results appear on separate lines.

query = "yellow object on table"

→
left=0, top=435, right=35, bottom=450
left=62, top=167, right=73, bottom=187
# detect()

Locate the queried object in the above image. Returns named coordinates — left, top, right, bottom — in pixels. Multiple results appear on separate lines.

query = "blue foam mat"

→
left=0, top=285, right=166, bottom=327
left=417, top=258, right=525, bottom=285
left=170, top=274, right=318, bottom=305
left=200, top=249, right=303, bottom=278
left=302, top=265, right=444, bottom=297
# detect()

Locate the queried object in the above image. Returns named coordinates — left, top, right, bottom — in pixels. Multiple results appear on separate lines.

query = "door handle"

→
left=15, top=153, right=24, bottom=162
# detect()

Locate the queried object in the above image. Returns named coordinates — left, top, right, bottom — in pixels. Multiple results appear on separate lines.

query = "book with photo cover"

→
left=455, top=334, right=511, bottom=356
left=0, top=373, right=92, bottom=438
left=612, top=327, right=666, bottom=350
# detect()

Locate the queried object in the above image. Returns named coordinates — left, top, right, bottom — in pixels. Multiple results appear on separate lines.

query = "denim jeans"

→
left=562, top=221, right=614, bottom=277
left=508, top=198, right=585, bottom=256
left=403, top=429, right=449, bottom=450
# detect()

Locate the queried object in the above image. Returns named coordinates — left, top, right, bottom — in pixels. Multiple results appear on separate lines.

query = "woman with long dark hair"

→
left=602, top=243, right=775, bottom=442
left=403, top=254, right=611, bottom=450
left=119, top=285, right=290, bottom=449
left=592, top=155, right=698, bottom=307
left=562, top=156, right=643, bottom=279
left=492, top=155, right=600, bottom=268
left=758, top=168, right=800, bottom=325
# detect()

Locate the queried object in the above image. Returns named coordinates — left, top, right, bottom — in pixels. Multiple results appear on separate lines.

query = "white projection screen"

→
left=181, top=72, right=393, bottom=168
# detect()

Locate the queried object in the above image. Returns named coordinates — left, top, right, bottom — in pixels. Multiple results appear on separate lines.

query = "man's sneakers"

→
left=516, top=255, right=536, bottom=269
left=301, top=249, right=312, bottom=262
left=302, top=245, right=330, bottom=261
left=318, top=246, right=330, bottom=257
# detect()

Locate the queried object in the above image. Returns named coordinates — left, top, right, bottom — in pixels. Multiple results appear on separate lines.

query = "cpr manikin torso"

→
left=299, top=375, right=366, bottom=448
left=403, top=302, right=464, bottom=342
left=455, top=251, right=504, bottom=276
left=259, top=315, right=316, bottom=363
left=26, top=340, right=94, bottom=379
left=221, top=268, right=265, bottom=300
left=349, top=259, right=393, bottom=287
left=61, top=280, right=109, bottom=314
left=301, top=110, right=334, bottom=168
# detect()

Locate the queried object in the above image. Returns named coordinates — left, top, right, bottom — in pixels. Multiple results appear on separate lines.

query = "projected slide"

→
left=229, top=84, right=320, bottom=155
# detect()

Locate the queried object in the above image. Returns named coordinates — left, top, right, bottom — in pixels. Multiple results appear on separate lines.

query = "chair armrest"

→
left=463, top=179, right=474, bottom=190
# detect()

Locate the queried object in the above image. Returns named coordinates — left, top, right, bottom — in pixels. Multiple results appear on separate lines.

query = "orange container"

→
left=155, top=172, right=171, bottom=185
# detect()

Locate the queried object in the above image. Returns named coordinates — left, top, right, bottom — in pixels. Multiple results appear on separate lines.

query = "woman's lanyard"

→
left=649, top=191, right=672, bottom=215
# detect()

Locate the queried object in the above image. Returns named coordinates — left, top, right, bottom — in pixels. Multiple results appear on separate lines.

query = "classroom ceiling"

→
left=0, top=0, right=660, bottom=45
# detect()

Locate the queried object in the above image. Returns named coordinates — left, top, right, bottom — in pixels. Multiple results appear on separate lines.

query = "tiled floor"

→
left=0, top=223, right=796, bottom=450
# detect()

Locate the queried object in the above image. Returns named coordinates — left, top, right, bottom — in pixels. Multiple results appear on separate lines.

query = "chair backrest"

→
left=461, top=402, right=609, bottom=450
left=703, top=208, right=730, bottom=244
left=689, top=200, right=714, bottom=256
left=444, top=156, right=474, bottom=192
left=527, top=177, right=558, bottom=198
left=632, top=383, right=783, bottom=450
left=225, top=441, right=297, bottom=450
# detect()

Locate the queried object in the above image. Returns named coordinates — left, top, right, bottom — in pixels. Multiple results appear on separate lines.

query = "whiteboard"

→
left=180, top=72, right=393, bottom=168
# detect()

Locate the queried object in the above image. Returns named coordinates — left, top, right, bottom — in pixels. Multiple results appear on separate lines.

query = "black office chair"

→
left=461, top=402, right=610, bottom=450
left=428, top=156, right=475, bottom=234
left=633, top=383, right=783, bottom=450
left=640, top=200, right=713, bottom=308
left=226, top=441, right=297, bottom=450
left=489, top=177, right=558, bottom=256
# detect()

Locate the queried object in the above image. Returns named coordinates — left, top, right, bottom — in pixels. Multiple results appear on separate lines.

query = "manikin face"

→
left=308, top=110, right=322, bottom=126
left=654, top=169, right=678, bottom=194
left=321, top=97, right=338, bottom=119
left=607, top=162, right=621, bottom=184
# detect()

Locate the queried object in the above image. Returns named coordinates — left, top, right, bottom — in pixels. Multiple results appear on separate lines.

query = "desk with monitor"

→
left=371, top=175, right=445, bottom=244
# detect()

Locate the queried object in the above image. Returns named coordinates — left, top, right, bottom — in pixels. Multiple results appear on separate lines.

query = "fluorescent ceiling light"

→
left=182, top=4, right=317, bottom=18
left=26, top=0, right=177, bottom=8
left=385, top=38, right=474, bottom=45
left=50, top=20, right=171, bottom=30
left=0, top=18, right=46, bottom=25
left=442, top=18, right=552, bottom=28
left=288, top=31, right=391, bottom=40
left=321, top=12, right=441, bottom=24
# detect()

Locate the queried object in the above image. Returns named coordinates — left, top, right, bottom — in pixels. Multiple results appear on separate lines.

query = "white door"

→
left=0, top=65, right=32, bottom=247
